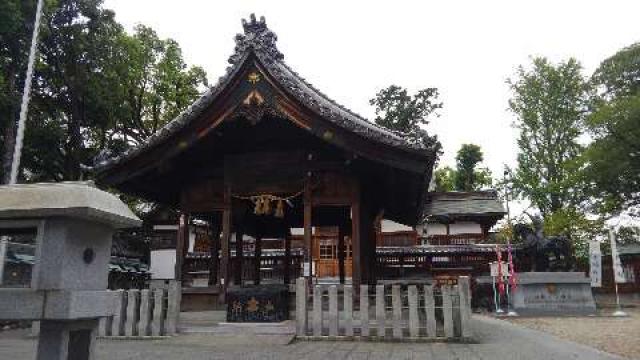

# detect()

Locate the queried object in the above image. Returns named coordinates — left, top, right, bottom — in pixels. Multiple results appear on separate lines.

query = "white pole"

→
left=9, top=0, right=45, bottom=184
left=610, top=230, right=628, bottom=317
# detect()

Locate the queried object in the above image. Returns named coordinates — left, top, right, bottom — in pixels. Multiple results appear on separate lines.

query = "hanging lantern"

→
left=274, top=199, right=284, bottom=218
left=254, top=197, right=262, bottom=215
left=263, top=196, right=272, bottom=215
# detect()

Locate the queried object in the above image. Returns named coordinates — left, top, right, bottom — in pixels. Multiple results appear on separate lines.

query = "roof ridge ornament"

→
left=229, top=14, right=283, bottom=64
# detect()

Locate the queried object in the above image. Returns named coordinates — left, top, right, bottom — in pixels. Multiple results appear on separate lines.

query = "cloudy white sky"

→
left=104, top=0, right=639, bottom=193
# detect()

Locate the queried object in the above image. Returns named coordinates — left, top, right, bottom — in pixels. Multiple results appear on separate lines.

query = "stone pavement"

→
left=0, top=315, right=623, bottom=360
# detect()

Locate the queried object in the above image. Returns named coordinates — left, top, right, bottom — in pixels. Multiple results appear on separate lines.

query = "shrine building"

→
left=96, top=15, right=506, bottom=307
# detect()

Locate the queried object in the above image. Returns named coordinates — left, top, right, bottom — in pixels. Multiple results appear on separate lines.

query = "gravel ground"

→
left=0, top=315, right=621, bottom=360
left=504, top=309, right=640, bottom=360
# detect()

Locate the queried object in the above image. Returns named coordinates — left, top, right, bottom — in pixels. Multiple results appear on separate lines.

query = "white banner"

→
left=610, top=230, right=627, bottom=283
left=589, top=240, right=602, bottom=287
left=303, top=261, right=311, bottom=277
left=489, top=261, right=509, bottom=277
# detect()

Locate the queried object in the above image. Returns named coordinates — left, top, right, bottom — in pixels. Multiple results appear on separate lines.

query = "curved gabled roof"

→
left=423, top=190, right=506, bottom=223
left=94, top=14, right=439, bottom=174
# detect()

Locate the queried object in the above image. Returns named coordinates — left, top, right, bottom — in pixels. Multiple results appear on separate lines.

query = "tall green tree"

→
left=433, top=166, right=455, bottom=191
left=454, top=143, right=492, bottom=191
left=0, top=0, right=54, bottom=183
left=585, top=43, right=640, bottom=217
left=99, top=25, right=207, bottom=153
left=432, top=144, right=492, bottom=192
left=30, top=0, right=125, bottom=181
left=0, top=0, right=208, bottom=182
left=507, top=57, right=591, bottom=217
left=370, top=85, right=442, bottom=148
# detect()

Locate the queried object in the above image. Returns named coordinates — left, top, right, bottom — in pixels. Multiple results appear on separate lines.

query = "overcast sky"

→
left=103, top=0, right=639, bottom=201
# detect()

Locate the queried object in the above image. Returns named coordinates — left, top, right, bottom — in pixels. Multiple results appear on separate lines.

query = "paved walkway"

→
left=0, top=315, right=623, bottom=360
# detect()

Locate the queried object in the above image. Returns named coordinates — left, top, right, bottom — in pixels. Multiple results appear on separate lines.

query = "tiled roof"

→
left=619, top=243, right=640, bottom=256
left=94, top=14, right=438, bottom=173
left=424, top=191, right=506, bottom=220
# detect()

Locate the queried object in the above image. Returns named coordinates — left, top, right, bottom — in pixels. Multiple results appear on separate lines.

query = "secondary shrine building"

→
left=96, top=15, right=506, bottom=304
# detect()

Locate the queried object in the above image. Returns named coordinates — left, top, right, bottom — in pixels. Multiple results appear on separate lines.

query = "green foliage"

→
left=616, top=226, right=640, bottom=245
left=432, top=144, right=492, bottom=192
left=433, top=166, right=455, bottom=192
left=103, top=25, right=207, bottom=149
left=591, top=42, right=640, bottom=100
left=508, top=57, right=591, bottom=217
left=584, top=43, right=640, bottom=216
left=453, top=143, right=492, bottom=191
left=0, top=0, right=50, bottom=182
left=543, top=208, right=604, bottom=262
left=0, top=0, right=207, bottom=183
left=370, top=85, right=442, bottom=148
left=493, top=221, right=514, bottom=244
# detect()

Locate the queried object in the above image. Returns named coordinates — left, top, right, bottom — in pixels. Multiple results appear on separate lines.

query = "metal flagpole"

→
left=610, top=230, right=628, bottom=317
left=492, top=274, right=499, bottom=313
left=2, top=0, right=44, bottom=286
left=9, top=0, right=45, bottom=184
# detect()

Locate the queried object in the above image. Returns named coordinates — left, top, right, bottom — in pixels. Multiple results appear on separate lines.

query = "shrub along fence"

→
left=296, top=276, right=472, bottom=341
left=98, top=281, right=180, bottom=337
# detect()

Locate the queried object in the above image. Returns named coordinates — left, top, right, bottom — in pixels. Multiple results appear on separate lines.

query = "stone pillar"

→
left=37, top=319, right=99, bottom=360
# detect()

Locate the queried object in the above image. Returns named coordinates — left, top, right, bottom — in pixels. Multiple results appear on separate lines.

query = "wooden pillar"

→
left=254, top=234, right=262, bottom=285
left=208, top=216, right=221, bottom=286
left=234, top=225, right=243, bottom=285
left=219, top=187, right=232, bottom=302
left=351, top=200, right=361, bottom=288
left=355, top=200, right=376, bottom=286
left=284, top=231, right=291, bottom=285
left=337, top=224, right=346, bottom=285
left=175, top=213, right=188, bottom=281
left=303, top=183, right=312, bottom=279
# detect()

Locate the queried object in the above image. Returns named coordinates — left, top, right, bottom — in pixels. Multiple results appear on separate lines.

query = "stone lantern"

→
left=0, top=181, right=141, bottom=360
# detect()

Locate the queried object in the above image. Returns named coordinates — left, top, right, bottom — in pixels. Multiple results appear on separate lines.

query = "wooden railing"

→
left=375, top=252, right=491, bottom=279
left=423, top=234, right=486, bottom=245
left=295, top=277, right=472, bottom=340
left=183, top=252, right=304, bottom=284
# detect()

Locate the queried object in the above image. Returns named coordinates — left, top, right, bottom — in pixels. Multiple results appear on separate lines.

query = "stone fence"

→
left=296, top=277, right=472, bottom=341
left=98, top=281, right=180, bottom=337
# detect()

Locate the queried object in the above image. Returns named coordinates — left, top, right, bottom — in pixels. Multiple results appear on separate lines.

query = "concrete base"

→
left=512, top=272, right=596, bottom=315
left=36, top=319, right=98, bottom=360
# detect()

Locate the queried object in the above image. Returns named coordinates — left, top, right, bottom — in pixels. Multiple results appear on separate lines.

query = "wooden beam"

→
left=234, top=224, right=243, bottom=285
left=351, top=200, right=361, bottom=288
left=284, top=231, right=291, bottom=285
left=304, top=182, right=312, bottom=279
left=254, top=234, right=262, bottom=285
left=208, top=215, right=221, bottom=286
left=219, top=187, right=232, bottom=303
left=338, top=224, right=346, bottom=285
left=175, top=213, right=188, bottom=281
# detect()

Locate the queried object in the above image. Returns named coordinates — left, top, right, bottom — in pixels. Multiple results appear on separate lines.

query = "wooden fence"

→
left=295, top=276, right=472, bottom=341
left=98, top=281, right=180, bottom=337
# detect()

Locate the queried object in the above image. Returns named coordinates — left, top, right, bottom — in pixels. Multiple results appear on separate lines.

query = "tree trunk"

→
left=65, top=89, right=83, bottom=180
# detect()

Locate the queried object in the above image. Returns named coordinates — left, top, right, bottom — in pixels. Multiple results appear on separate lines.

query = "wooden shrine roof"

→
left=423, top=191, right=506, bottom=224
left=94, top=14, right=439, bottom=174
